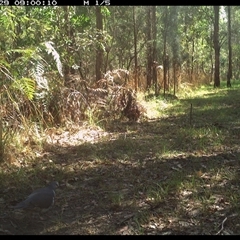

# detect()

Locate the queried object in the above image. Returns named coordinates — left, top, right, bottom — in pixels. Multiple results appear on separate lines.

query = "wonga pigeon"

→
left=14, top=181, right=59, bottom=211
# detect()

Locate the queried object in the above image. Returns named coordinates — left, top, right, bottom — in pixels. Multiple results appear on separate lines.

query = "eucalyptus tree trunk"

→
left=170, top=6, right=179, bottom=95
left=62, top=6, right=71, bottom=77
left=133, top=6, right=138, bottom=92
left=152, top=6, right=158, bottom=96
left=162, top=6, right=169, bottom=96
left=96, top=6, right=103, bottom=81
left=146, top=7, right=152, bottom=91
left=213, top=6, right=220, bottom=87
left=227, top=6, right=232, bottom=88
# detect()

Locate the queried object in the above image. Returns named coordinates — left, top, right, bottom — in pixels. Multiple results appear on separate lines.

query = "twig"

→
left=117, top=213, right=135, bottom=226
left=216, top=217, right=227, bottom=235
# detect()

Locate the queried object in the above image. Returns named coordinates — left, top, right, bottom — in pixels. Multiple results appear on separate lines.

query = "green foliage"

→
left=101, top=6, right=111, bottom=17
left=0, top=6, right=239, bottom=83
left=11, top=78, right=35, bottom=100
left=74, top=6, right=92, bottom=28
left=0, top=6, right=240, bottom=132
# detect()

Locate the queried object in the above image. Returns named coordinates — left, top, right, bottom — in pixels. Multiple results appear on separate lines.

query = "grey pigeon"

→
left=14, top=181, right=59, bottom=211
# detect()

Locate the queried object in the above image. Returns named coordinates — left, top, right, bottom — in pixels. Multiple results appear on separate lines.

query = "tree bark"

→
left=96, top=6, right=103, bottom=82
left=162, top=6, right=169, bottom=96
left=227, top=6, right=232, bottom=88
left=213, top=6, right=220, bottom=87
left=133, top=6, right=138, bottom=92
left=152, top=6, right=158, bottom=96
left=146, top=7, right=152, bottom=91
left=170, top=6, right=179, bottom=96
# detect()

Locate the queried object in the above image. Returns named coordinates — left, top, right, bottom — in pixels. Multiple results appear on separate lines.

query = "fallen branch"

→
left=117, top=213, right=135, bottom=226
left=216, top=217, right=227, bottom=235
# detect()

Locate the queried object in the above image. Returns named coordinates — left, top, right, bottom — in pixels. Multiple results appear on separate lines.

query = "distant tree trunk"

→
left=170, top=6, right=179, bottom=96
left=213, top=6, right=220, bottom=87
left=227, top=6, right=232, bottom=88
left=133, top=6, right=138, bottom=92
left=62, top=6, right=70, bottom=77
left=96, top=6, right=103, bottom=82
left=190, top=41, right=194, bottom=83
left=64, top=6, right=76, bottom=75
left=162, top=6, right=169, bottom=96
left=152, top=6, right=158, bottom=96
left=146, top=7, right=152, bottom=91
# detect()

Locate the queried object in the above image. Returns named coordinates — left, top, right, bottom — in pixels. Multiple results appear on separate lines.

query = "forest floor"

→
left=1, top=83, right=240, bottom=234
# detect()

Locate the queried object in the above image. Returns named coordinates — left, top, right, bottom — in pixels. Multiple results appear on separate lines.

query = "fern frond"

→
left=11, top=77, right=35, bottom=100
left=31, top=61, right=49, bottom=92
left=44, top=41, right=63, bottom=77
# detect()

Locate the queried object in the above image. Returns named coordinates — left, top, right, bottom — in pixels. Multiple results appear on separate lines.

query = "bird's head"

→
left=49, top=181, right=59, bottom=190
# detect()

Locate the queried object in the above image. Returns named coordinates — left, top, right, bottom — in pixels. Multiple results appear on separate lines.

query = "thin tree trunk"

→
left=152, top=6, right=158, bottom=96
left=146, top=7, right=152, bottom=91
left=133, top=6, right=138, bottom=92
left=227, top=6, right=232, bottom=87
left=213, top=6, right=220, bottom=87
left=190, top=41, right=194, bottom=83
left=170, top=6, right=179, bottom=96
left=62, top=6, right=70, bottom=77
left=162, top=6, right=169, bottom=96
left=96, top=6, right=103, bottom=82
